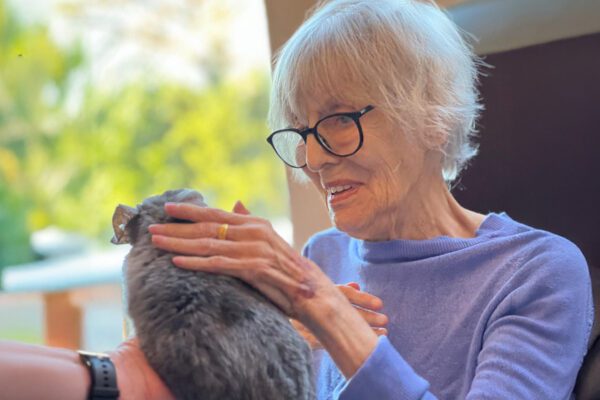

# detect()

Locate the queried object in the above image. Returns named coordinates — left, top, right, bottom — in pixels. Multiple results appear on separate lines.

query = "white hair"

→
left=268, top=0, right=484, bottom=183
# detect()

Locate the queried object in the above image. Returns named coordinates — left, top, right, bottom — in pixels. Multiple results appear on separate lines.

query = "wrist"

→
left=302, top=286, right=379, bottom=378
left=108, top=339, right=174, bottom=400
left=108, top=348, right=137, bottom=400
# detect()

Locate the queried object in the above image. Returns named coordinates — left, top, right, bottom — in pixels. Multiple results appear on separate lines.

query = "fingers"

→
left=171, top=256, right=311, bottom=296
left=148, top=200, right=250, bottom=239
left=151, top=221, right=308, bottom=284
left=171, top=255, right=314, bottom=314
left=164, top=203, right=252, bottom=225
left=338, top=283, right=389, bottom=327
left=290, top=318, right=387, bottom=351
left=232, top=200, right=251, bottom=215
left=149, top=221, right=272, bottom=244
left=152, top=235, right=271, bottom=259
left=354, top=306, right=389, bottom=328
left=373, top=327, right=388, bottom=337
left=148, top=222, right=222, bottom=239
left=154, top=201, right=326, bottom=319
left=338, top=284, right=384, bottom=311
left=149, top=222, right=245, bottom=242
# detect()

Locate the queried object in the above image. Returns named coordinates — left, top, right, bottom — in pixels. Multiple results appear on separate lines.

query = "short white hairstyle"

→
left=268, top=0, right=484, bottom=183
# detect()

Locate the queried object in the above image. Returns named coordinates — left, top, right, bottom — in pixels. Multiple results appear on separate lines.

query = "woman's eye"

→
left=336, top=115, right=352, bottom=124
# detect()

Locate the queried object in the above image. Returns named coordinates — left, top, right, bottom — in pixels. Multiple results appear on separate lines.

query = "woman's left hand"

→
left=148, top=201, right=332, bottom=320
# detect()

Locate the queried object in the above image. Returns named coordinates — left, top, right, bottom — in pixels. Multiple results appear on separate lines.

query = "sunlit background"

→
left=0, top=0, right=290, bottom=350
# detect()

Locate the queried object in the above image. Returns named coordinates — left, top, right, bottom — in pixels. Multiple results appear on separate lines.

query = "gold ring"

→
left=217, top=223, right=229, bottom=240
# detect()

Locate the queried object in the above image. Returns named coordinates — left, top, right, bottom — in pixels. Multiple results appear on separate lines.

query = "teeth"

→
left=327, top=185, right=353, bottom=195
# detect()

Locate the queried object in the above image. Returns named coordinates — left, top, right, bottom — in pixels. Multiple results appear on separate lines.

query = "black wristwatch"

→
left=78, top=351, right=120, bottom=400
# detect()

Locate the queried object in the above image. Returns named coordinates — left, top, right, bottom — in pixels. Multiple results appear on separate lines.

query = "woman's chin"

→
left=329, top=212, right=367, bottom=237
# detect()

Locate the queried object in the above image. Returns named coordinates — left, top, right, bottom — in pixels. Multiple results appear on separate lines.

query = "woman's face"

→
left=300, top=97, right=439, bottom=240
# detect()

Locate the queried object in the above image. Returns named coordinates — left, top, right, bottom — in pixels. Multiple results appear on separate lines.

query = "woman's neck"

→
left=365, top=171, right=485, bottom=242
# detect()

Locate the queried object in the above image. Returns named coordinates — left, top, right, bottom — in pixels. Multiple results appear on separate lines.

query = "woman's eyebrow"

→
left=291, top=103, right=355, bottom=129
left=320, top=103, right=353, bottom=117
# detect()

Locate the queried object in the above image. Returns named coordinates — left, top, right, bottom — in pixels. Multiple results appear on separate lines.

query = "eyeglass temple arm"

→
left=360, top=105, right=374, bottom=115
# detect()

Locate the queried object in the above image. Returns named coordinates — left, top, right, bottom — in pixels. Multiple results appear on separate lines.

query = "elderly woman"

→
left=0, top=0, right=593, bottom=399
left=150, top=0, right=593, bottom=398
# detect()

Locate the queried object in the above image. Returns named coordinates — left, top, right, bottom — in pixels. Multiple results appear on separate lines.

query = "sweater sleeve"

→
left=465, top=244, right=593, bottom=399
left=335, top=241, right=593, bottom=400
left=334, top=336, right=438, bottom=400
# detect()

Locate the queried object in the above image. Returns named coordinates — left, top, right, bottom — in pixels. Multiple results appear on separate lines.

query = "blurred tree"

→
left=0, top=0, right=84, bottom=268
left=40, top=73, right=284, bottom=240
left=0, top=0, right=285, bottom=272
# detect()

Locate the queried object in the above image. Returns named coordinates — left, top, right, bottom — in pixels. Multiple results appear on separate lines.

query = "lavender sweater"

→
left=303, top=213, right=594, bottom=400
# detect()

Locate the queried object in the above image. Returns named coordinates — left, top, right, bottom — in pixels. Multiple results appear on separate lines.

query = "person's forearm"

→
left=302, top=289, right=379, bottom=379
left=0, top=340, right=90, bottom=400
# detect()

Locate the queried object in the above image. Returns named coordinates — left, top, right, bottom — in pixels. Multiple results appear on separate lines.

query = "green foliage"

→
left=0, top=0, right=83, bottom=268
left=0, top=0, right=286, bottom=270
left=42, top=74, right=286, bottom=240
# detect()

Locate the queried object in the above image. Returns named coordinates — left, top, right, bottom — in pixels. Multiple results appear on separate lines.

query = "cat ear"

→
left=111, top=204, right=138, bottom=244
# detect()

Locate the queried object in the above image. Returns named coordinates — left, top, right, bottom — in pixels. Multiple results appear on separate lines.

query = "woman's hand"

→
left=109, top=338, right=174, bottom=400
left=291, top=282, right=389, bottom=350
left=148, top=201, right=334, bottom=320
left=149, top=200, right=380, bottom=378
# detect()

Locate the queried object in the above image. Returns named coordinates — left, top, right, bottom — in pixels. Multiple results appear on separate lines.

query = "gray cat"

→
left=111, top=189, right=314, bottom=400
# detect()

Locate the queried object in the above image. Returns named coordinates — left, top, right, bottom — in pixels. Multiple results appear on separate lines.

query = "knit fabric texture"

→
left=304, top=213, right=594, bottom=400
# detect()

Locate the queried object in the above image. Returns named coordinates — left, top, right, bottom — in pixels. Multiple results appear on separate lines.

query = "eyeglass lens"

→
left=273, top=114, right=361, bottom=167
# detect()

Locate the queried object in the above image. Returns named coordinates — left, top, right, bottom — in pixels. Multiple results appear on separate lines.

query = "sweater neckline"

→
left=351, top=212, right=511, bottom=263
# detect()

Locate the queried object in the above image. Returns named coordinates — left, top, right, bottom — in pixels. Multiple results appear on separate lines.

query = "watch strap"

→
left=78, top=351, right=120, bottom=400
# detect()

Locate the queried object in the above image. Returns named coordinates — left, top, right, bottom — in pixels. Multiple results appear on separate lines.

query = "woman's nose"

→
left=305, top=134, right=338, bottom=172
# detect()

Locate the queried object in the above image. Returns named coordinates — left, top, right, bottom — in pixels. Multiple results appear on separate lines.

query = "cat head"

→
left=111, top=189, right=206, bottom=246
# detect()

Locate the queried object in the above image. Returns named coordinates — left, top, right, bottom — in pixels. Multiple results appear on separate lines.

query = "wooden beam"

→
left=44, top=291, right=82, bottom=349
left=264, top=0, right=332, bottom=250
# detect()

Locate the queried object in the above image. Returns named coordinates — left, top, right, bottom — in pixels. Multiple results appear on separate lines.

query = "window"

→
left=0, top=0, right=287, bottom=349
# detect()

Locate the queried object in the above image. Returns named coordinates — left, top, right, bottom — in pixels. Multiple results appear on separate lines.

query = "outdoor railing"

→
left=0, top=247, right=128, bottom=350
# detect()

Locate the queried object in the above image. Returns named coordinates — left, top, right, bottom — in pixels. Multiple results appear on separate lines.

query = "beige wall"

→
left=264, top=0, right=331, bottom=251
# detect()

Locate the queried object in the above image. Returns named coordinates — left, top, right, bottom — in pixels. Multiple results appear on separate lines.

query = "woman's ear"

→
left=111, top=204, right=139, bottom=244
left=421, top=126, right=449, bottom=152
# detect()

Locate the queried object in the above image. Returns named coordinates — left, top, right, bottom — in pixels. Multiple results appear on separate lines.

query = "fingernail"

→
left=148, top=224, right=160, bottom=233
left=234, top=200, right=250, bottom=215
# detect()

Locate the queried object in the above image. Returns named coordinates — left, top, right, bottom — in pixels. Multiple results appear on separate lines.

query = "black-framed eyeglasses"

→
left=266, top=105, right=374, bottom=168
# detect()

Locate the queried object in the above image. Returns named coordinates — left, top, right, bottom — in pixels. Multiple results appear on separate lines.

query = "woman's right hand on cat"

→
left=150, top=200, right=382, bottom=378
left=291, top=282, right=389, bottom=350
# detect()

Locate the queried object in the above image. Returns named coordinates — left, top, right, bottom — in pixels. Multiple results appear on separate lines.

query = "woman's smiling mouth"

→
left=325, top=182, right=361, bottom=207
